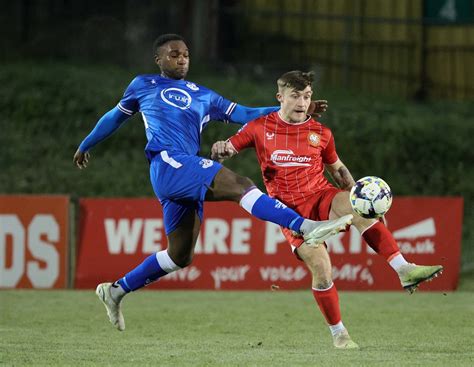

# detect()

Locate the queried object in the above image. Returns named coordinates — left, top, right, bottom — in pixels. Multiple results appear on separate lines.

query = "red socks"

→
left=362, top=221, right=400, bottom=261
left=312, top=223, right=400, bottom=327
left=312, top=283, right=341, bottom=326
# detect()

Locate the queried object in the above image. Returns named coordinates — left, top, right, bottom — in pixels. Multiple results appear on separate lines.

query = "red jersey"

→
left=229, top=111, right=339, bottom=209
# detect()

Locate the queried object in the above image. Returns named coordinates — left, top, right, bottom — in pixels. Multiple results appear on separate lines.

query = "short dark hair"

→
left=153, top=34, right=186, bottom=56
left=277, top=70, right=314, bottom=91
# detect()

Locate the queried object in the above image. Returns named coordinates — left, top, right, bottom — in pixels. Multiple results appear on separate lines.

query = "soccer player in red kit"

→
left=211, top=71, right=443, bottom=349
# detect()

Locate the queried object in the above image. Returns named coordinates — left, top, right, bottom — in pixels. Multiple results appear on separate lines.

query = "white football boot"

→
left=303, top=214, right=353, bottom=246
left=332, top=329, right=359, bottom=349
left=398, top=263, right=444, bottom=294
left=96, top=282, right=125, bottom=331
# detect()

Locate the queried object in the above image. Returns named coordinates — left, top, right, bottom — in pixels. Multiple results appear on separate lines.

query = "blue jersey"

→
left=78, top=74, right=280, bottom=234
left=116, top=75, right=236, bottom=156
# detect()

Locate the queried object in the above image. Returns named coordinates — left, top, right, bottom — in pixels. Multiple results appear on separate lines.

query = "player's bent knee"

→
left=233, top=175, right=254, bottom=193
left=167, top=250, right=194, bottom=268
left=229, top=175, right=255, bottom=202
left=179, top=256, right=193, bottom=268
left=240, top=175, right=255, bottom=188
left=208, top=168, right=255, bottom=202
left=175, top=254, right=194, bottom=268
left=332, top=191, right=353, bottom=214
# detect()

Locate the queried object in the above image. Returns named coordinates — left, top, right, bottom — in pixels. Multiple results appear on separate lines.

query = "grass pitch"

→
left=1, top=286, right=473, bottom=366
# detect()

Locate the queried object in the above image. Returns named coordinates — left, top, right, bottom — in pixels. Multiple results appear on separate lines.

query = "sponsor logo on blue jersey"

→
left=186, top=82, right=199, bottom=91
left=160, top=88, right=192, bottom=110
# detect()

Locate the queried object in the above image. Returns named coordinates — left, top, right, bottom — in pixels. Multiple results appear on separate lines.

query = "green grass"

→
left=1, top=288, right=473, bottom=366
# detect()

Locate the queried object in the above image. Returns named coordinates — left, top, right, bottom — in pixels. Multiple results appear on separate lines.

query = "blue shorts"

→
left=149, top=151, right=222, bottom=235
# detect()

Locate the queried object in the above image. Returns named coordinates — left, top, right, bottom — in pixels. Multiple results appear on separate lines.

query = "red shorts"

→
left=281, top=187, right=343, bottom=251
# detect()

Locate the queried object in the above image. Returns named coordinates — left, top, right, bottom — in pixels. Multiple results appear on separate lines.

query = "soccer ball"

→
left=350, top=176, right=392, bottom=218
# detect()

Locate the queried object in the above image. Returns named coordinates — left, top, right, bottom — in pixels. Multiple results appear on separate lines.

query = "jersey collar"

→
left=276, top=111, right=312, bottom=126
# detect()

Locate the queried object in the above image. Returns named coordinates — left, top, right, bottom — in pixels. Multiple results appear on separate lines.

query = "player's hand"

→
left=211, top=141, right=227, bottom=162
left=73, top=148, right=90, bottom=169
left=211, top=141, right=235, bottom=162
left=308, top=100, right=328, bottom=119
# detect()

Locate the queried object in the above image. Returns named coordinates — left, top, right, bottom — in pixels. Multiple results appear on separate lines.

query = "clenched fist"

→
left=211, top=141, right=237, bottom=162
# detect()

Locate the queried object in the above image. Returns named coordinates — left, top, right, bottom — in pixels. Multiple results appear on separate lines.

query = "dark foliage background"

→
left=1, top=63, right=472, bottom=270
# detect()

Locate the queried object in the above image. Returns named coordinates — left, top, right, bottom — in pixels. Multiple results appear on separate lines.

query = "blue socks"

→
left=117, top=250, right=181, bottom=294
left=240, top=187, right=304, bottom=232
left=118, top=254, right=168, bottom=292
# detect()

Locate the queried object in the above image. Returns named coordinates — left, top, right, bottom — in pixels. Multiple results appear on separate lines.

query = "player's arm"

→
left=210, top=121, right=256, bottom=162
left=321, top=130, right=355, bottom=190
left=74, top=77, right=139, bottom=169
left=209, top=90, right=279, bottom=124
left=325, top=159, right=356, bottom=191
left=73, top=107, right=130, bottom=169
left=229, top=100, right=328, bottom=124
left=211, top=89, right=328, bottom=125
left=229, top=104, right=279, bottom=124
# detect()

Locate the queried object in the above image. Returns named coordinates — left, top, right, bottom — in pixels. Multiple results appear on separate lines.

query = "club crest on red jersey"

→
left=307, top=132, right=320, bottom=147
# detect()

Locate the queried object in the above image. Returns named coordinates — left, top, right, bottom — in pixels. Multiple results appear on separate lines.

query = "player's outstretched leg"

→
left=96, top=282, right=125, bottom=331
left=207, top=169, right=350, bottom=245
left=330, top=192, right=444, bottom=292
left=238, top=186, right=351, bottom=245
left=361, top=222, right=444, bottom=293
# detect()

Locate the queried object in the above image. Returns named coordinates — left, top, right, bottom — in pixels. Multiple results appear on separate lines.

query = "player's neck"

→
left=160, top=72, right=184, bottom=80
left=277, top=111, right=310, bottom=125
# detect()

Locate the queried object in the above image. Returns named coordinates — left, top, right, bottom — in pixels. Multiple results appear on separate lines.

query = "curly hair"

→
left=153, top=34, right=186, bottom=56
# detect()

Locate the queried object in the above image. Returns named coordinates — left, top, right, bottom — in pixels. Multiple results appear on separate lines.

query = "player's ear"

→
left=154, top=55, right=161, bottom=67
left=276, top=92, right=283, bottom=103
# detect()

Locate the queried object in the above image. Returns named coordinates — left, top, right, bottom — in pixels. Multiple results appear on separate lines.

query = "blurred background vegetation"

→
left=0, top=63, right=472, bottom=271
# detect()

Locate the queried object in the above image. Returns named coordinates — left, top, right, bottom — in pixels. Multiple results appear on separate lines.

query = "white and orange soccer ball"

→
left=350, top=176, right=392, bottom=219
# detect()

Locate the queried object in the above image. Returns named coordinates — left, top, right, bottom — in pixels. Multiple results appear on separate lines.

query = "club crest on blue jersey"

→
left=160, top=88, right=192, bottom=110
left=199, top=159, right=214, bottom=169
left=186, top=82, right=199, bottom=91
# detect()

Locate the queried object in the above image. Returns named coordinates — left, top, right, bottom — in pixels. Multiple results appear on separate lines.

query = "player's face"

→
left=277, top=86, right=313, bottom=123
left=155, top=40, right=190, bottom=80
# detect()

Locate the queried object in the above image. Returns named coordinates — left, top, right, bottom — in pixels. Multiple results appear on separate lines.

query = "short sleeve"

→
left=228, top=122, right=256, bottom=152
left=117, top=77, right=140, bottom=116
left=209, top=90, right=236, bottom=123
left=321, top=131, right=339, bottom=165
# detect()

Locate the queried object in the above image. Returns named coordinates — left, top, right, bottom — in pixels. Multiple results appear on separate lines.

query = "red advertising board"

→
left=0, top=195, right=70, bottom=288
left=75, top=197, right=463, bottom=291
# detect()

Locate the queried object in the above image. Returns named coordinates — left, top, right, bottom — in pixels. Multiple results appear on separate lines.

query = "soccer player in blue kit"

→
left=73, top=34, right=352, bottom=331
